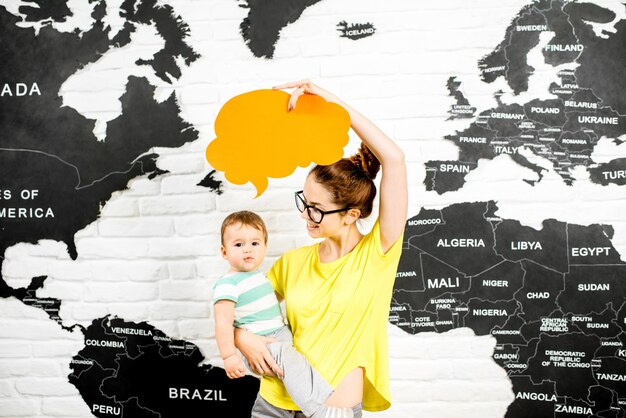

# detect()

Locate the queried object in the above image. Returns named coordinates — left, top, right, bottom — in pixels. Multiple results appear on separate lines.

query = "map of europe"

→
left=1, top=0, right=625, bottom=417
left=426, top=0, right=626, bottom=193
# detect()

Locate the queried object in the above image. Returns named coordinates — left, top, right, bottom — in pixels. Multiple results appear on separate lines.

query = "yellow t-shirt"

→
left=262, top=219, right=403, bottom=412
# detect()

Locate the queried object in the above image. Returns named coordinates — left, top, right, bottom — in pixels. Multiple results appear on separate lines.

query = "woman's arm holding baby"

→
left=234, top=327, right=282, bottom=377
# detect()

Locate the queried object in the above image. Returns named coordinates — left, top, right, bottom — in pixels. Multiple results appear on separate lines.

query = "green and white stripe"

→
left=212, top=270, right=284, bottom=335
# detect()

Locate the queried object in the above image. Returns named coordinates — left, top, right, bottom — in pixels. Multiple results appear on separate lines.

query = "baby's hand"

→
left=224, top=355, right=246, bottom=379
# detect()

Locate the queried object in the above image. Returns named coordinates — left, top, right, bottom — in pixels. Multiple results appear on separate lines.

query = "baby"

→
left=212, top=211, right=352, bottom=418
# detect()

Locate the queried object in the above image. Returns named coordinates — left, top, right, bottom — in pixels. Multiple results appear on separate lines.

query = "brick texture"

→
left=1, top=0, right=624, bottom=417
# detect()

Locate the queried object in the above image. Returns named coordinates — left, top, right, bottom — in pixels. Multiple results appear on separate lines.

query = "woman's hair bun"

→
left=349, top=143, right=381, bottom=180
left=310, top=142, right=379, bottom=219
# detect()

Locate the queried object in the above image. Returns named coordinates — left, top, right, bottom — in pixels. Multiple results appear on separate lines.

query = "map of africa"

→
left=391, top=201, right=626, bottom=416
left=1, top=0, right=625, bottom=417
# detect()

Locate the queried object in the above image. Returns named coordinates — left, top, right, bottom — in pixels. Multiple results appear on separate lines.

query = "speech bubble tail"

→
left=252, top=177, right=268, bottom=198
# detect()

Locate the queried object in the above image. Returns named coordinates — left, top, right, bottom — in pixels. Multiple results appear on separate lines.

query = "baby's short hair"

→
left=220, top=211, right=268, bottom=245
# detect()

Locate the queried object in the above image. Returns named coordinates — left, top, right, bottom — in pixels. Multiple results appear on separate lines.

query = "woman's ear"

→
left=345, top=208, right=361, bottom=225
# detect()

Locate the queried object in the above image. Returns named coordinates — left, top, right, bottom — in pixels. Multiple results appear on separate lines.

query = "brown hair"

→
left=220, top=211, right=268, bottom=244
left=310, top=143, right=380, bottom=219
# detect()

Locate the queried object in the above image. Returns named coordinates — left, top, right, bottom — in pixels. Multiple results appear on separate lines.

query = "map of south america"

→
left=69, top=317, right=258, bottom=417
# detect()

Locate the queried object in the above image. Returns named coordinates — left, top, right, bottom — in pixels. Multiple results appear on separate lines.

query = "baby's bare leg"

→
left=325, top=368, right=363, bottom=408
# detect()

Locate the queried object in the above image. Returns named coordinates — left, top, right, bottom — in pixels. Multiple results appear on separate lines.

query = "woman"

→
left=235, top=80, right=408, bottom=418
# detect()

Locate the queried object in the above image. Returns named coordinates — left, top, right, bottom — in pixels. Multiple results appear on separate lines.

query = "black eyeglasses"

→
left=295, top=191, right=351, bottom=224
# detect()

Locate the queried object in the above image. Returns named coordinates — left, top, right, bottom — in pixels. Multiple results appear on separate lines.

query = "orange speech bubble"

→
left=206, top=89, right=350, bottom=197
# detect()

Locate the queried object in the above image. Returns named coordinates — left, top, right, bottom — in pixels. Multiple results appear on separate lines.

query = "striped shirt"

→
left=212, top=270, right=285, bottom=336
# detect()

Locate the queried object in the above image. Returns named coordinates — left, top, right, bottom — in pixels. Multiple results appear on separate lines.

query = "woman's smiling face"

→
left=300, top=174, right=348, bottom=238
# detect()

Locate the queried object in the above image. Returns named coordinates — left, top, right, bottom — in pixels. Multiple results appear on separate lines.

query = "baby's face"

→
left=221, top=223, right=267, bottom=272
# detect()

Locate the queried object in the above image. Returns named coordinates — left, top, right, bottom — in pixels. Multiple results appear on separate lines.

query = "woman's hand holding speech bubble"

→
left=205, top=87, right=350, bottom=197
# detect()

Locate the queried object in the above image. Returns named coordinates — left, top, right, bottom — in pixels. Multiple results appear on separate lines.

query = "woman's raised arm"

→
left=274, top=80, right=408, bottom=252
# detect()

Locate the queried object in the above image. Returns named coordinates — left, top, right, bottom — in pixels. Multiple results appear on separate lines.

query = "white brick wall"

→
left=1, top=0, right=625, bottom=417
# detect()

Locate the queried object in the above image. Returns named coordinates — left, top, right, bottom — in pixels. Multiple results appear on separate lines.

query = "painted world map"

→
left=0, top=0, right=625, bottom=417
